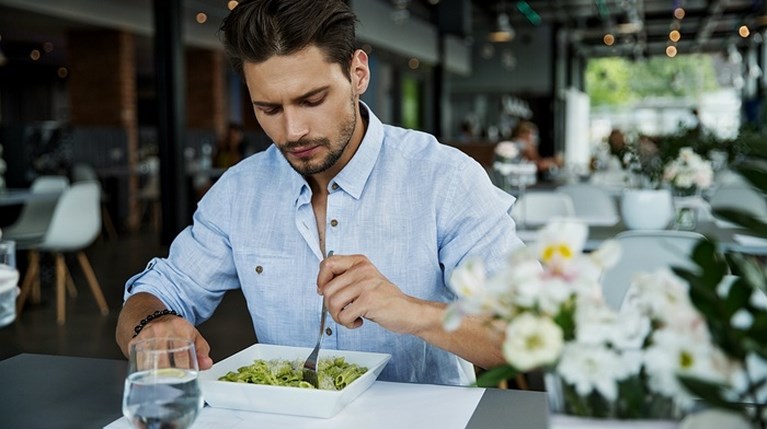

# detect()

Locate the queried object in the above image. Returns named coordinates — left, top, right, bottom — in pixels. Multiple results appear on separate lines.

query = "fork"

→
left=302, top=250, right=333, bottom=388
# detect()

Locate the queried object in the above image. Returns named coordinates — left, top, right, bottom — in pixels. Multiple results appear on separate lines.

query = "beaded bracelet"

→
left=132, top=309, right=182, bottom=338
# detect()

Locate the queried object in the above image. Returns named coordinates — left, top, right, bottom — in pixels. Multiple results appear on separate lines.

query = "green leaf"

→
left=725, top=279, right=752, bottom=318
left=677, top=376, right=744, bottom=413
left=714, top=209, right=767, bottom=237
left=726, top=253, right=767, bottom=293
left=475, top=364, right=518, bottom=388
left=736, top=164, right=767, bottom=193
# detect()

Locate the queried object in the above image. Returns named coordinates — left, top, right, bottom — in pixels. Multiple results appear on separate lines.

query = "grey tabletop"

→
left=0, top=189, right=61, bottom=206
left=0, top=353, right=549, bottom=429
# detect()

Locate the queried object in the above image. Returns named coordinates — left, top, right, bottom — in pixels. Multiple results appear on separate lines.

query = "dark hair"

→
left=219, top=0, right=358, bottom=80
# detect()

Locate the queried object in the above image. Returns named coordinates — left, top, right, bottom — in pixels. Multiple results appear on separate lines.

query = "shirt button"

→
left=255, top=265, right=263, bottom=274
left=325, top=327, right=333, bottom=336
left=330, top=219, right=338, bottom=227
left=331, top=183, right=339, bottom=190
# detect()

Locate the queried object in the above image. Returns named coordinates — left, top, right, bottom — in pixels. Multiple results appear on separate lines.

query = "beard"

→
left=280, top=98, right=357, bottom=176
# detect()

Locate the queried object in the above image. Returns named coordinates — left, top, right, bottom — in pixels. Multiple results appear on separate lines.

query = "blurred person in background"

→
left=213, top=122, right=247, bottom=169
left=511, top=120, right=561, bottom=174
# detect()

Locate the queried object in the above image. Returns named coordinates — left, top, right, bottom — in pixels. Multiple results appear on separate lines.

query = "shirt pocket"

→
left=232, top=250, right=321, bottom=343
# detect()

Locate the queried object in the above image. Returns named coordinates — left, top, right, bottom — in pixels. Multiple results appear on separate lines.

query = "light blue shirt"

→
left=125, top=105, right=523, bottom=385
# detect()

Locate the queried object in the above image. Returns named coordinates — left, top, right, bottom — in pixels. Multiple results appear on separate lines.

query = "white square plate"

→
left=198, top=344, right=391, bottom=418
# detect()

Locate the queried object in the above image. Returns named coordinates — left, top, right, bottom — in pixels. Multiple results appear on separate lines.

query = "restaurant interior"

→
left=1, top=0, right=767, bottom=427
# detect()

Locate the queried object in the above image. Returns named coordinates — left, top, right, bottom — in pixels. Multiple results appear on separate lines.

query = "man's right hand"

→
left=116, top=292, right=214, bottom=370
left=131, top=314, right=214, bottom=370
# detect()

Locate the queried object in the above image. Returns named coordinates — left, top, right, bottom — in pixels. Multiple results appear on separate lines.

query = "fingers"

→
left=131, top=316, right=213, bottom=370
left=316, top=254, right=368, bottom=289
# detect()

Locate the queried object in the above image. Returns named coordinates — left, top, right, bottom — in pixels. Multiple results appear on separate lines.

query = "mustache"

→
left=283, top=138, right=329, bottom=150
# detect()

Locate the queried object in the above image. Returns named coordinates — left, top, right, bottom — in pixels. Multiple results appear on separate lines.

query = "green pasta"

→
left=218, top=357, right=368, bottom=390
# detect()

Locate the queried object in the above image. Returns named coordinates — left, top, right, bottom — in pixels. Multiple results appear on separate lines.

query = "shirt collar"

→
left=288, top=101, right=383, bottom=202
left=331, top=101, right=383, bottom=200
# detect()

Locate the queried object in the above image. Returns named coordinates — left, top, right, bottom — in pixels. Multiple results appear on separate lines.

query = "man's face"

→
left=243, top=46, right=369, bottom=177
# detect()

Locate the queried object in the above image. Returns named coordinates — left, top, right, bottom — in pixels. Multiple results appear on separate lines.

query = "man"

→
left=116, top=0, right=523, bottom=386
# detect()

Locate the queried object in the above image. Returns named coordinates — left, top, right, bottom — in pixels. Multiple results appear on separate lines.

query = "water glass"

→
left=122, top=337, right=203, bottom=429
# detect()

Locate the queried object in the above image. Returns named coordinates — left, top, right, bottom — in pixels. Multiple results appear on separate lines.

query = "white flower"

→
left=662, top=147, right=714, bottom=190
left=449, top=257, right=487, bottom=300
left=557, top=343, right=626, bottom=401
left=502, top=313, right=563, bottom=371
left=494, top=141, right=520, bottom=160
left=535, top=220, right=588, bottom=269
left=644, top=328, right=729, bottom=410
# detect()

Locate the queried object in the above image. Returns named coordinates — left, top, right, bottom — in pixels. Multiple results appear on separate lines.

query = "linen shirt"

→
left=125, top=105, right=523, bottom=386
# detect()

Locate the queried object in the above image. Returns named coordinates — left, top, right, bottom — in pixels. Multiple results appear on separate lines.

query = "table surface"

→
left=0, top=353, right=549, bottom=429
left=0, top=188, right=62, bottom=206
left=518, top=220, right=767, bottom=255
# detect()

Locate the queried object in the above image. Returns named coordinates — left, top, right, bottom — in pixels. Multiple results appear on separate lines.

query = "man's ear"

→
left=350, top=49, right=370, bottom=95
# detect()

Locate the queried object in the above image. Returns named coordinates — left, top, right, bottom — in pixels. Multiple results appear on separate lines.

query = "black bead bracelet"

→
left=132, top=309, right=182, bottom=337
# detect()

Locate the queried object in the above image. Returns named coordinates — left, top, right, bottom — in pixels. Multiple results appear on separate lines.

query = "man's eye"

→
left=304, top=97, right=324, bottom=107
left=259, top=107, right=280, bottom=115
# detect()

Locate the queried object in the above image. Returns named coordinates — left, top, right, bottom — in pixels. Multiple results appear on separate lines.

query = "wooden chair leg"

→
left=16, top=250, right=40, bottom=317
left=29, top=251, right=42, bottom=304
left=55, top=253, right=66, bottom=325
left=76, top=251, right=109, bottom=316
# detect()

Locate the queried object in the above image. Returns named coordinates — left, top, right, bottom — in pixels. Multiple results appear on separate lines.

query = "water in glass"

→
left=122, top=338, right=203, bottom=429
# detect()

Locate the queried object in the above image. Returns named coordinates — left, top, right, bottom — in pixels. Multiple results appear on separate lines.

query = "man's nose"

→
left=283, top=108, right=309, bottom=142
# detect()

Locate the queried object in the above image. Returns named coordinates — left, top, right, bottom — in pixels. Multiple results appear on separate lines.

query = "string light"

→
left=603, top=33, right=615, bottom=46
left=673, top=8, right=685, bottom=20
left=227, top=1, right=239, bottom=10
left=669, top=30, right=681, bottom=42
left=666, top=45, right=678, bottom=57
left=196, top=12, right=207, bottom=24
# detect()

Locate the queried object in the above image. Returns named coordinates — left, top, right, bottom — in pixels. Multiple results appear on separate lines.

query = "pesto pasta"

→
left=218, top=357, right=368, bottom=390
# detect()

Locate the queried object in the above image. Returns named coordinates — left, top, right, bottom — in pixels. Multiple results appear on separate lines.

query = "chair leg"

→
left=55, top=253, right=66, bottom=325
left=76, top=251, right=109, bottom=316
left=16, top=250, right=40, bottom=318
left=31, top=251, right=42, bottom=304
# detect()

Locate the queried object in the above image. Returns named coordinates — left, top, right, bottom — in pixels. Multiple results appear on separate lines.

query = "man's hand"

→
left=117, top=292, right=213, bottom=370
left=316, top=254, right=421, bottom=335
left=131, top=315, right=214, bottom=370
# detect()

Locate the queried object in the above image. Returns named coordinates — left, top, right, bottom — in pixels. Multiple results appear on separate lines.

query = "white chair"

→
left=3, top=175, right=70, bottom=242
left=557, top=184, right=620, bottom=226
left=600, top=230, right=704, bottom=310
left=71, top=162, right=118, bottom=240
left=709, top=185, right=767, bottom=226
left=16, top=182, right=108, bottom=324
left=510, top=191, right=576, bottom=228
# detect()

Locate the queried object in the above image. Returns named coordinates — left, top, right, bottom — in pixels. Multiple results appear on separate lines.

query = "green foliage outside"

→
left=585, top=55, right=720, bottom=107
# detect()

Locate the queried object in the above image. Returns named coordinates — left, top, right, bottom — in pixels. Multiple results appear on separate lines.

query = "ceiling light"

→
left=669, top=30, right=681, bottom=42
left=488, top=13, right=515, bottom=42
left=739, top=25, right=750, bottom=38
left=674, top=8, right=685, bottom=20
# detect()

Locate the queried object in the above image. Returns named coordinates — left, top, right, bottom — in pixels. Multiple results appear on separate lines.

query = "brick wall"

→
left=186, top=48, right=226, bottom=138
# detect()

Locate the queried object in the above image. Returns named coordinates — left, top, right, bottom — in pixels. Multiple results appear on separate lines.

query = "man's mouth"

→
left=289, top=145, right=320, bottom=159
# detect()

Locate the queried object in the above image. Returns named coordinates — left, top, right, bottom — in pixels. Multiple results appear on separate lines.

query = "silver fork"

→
left=302, top=250, right=333, bottom=388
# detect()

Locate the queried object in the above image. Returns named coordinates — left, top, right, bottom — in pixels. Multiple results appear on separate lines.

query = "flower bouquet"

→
left=662, top=147, right=714, bottom=196
left=444, top=220, right=740, bottom=423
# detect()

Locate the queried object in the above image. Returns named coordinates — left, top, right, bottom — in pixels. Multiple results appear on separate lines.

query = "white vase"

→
left=621, top=189, right=673, bottom=230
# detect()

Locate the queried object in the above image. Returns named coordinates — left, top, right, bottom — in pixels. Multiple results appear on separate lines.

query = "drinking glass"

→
left=122, top=337, right=203, bottom=429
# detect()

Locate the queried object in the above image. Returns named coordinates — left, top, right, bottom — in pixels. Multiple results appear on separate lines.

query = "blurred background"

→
left=0, top=0, right=764, bottom=237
